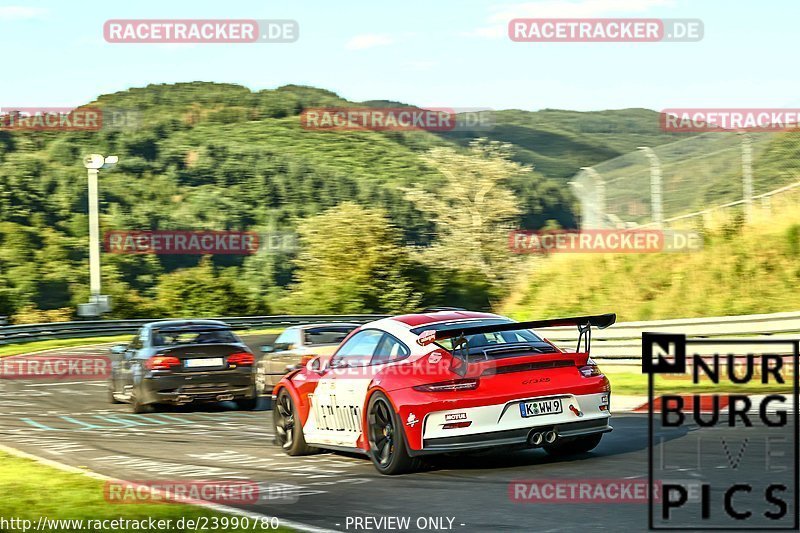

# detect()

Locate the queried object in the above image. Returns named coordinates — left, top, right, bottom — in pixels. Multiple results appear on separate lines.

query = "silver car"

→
left=255, top=323, right=358, bottom=393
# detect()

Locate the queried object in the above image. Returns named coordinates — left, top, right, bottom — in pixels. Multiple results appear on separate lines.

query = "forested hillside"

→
left=0, top=82, right=695, bottom=321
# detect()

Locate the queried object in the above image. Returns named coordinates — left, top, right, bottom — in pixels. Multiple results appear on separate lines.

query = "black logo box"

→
left=644, top=334, right=799, bottom=530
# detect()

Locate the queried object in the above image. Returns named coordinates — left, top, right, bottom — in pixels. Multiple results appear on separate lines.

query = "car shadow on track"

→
left=148, top=396, right=273, bottom=413
left=259, top=413, right=694, bottom=475
left=420, top=415, right=692, bottom=473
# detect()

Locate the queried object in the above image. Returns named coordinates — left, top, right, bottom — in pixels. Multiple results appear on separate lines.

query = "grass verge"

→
left=0, top=451, right=293, bottom=533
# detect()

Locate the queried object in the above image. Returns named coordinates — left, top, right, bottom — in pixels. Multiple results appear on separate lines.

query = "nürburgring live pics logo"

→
left=643, top=333, right=799, bottom=529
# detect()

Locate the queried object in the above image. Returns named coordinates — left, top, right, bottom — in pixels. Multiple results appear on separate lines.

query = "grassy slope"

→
left=439, top=108, right=684, bottom=180
left=0, top=451, right=292, bottom=533
left=502, top=192, right=800, bottom=322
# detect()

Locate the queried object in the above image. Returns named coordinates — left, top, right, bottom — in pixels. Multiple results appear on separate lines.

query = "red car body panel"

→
left=273, top=311, right=613, bottom=456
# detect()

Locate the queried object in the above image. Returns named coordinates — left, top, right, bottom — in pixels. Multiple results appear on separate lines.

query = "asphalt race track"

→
left=0, top=339, right=796, bottom=532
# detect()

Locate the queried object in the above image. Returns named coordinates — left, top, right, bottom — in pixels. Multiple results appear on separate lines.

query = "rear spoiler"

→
left=417, top=313, right=616, bottom=346
left=417, top=313, right=615, bottom=377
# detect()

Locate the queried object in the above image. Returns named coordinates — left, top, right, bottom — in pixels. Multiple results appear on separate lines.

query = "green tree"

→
left=284, top=202, right=421, bottom=313
left=403, top=139, right=523, bottom=286
left=155, top=258, right=257, bottom=317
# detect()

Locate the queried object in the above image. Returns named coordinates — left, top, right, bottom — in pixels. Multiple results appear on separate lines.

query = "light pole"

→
left=78, top=154, right=117, bottom=317
left=638, top=147, right=663, bottom=227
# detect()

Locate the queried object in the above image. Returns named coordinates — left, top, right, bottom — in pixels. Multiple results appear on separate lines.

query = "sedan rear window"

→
left=152, top=328, right=239, bottom=346
left=304, top=326, right=356, bottom=346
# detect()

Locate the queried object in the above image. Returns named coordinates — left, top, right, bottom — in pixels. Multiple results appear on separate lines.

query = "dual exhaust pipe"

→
left=528, top=429, right=558, bottom=447
left=176, top=393, right=234, bottom=403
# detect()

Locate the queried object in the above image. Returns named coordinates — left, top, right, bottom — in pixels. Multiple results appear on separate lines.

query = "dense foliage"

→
left=0, top=82, right=696, bottom=321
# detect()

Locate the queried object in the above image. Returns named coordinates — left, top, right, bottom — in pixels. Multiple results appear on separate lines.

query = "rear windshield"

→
left=152, top=328, right=239, bottom=346
left=304, top=326, right=356, bottom=346
left=410, top=319, right=549, bottom=352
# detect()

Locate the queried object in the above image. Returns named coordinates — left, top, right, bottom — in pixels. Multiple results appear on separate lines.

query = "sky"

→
left=0, top=0, right=797, bottom=112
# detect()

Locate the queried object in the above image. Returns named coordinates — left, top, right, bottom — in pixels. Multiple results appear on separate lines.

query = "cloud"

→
left=345, top=33, right=395, bottom=50
left=0, top=6, right=48, bottom=20
left=461, top=26, right=506, bottom=39
left=403, top=60, right=438, bottom=70
left=467, top=0, right=675, bottom=39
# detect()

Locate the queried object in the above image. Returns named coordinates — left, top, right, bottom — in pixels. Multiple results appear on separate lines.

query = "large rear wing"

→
left=416, top=313, right=616, bottom=354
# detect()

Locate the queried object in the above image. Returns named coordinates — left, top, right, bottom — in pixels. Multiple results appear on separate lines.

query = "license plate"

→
left=184, top=357, right=224, bottom=368
left=519, top=398, right=563, bottom=418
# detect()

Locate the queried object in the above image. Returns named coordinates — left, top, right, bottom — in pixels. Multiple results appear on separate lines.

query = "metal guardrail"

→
left=2, top=311, right=800, bottom=360
left=539, top=311, right=800, bottom=359
left=0, top=315, right=389, bottom=346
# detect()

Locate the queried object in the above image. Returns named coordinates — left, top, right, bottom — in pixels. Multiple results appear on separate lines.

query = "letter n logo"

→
left=642, top=332, right=686, bottom=374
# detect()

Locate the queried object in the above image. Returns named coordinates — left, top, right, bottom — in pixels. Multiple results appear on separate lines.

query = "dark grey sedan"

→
left=108, top=320, right=258, bottom=413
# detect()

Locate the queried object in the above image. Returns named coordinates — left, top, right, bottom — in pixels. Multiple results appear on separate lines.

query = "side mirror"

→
left=260, top=345, right=274, bottom=354
left=307, top=356, right=329, bottom=374
left=111, top=344, right=127, bottom=355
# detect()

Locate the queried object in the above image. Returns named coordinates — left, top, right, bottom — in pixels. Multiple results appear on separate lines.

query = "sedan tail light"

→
left=227, top=352, right=255, bottom=366
left=413, top=378, right=479, bottom=392
left=145, top=356, right=181, bottom=371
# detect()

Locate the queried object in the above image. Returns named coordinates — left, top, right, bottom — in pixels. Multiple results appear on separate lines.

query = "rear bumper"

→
left=139, top=371, right=254, bottom=404
left=403, top=391, right=611, bottom=454
left=412, top=417, right=612, bottom=456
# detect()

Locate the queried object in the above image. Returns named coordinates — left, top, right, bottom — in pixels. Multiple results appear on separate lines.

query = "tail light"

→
left=413, top=378, right=479, bottom=392
left=579, top=357, right=603, bottom=378
left=228, top=352, right=255, bottom=367
left=145, top=356, right=181, bottom=371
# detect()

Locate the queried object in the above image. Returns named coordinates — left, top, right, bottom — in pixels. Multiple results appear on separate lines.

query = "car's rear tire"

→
left=544, top=433, right=603, bottom=456
left=367, top=392, right=422, bottom=475
left=273, top=389, right=318, bottom=456
left=131, top=387, right=154, bottom=414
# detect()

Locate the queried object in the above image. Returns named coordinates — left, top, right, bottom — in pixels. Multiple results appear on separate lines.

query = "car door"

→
left=304, top=329, right=384, bottom=448
left=263, top=328, right=303, bottom=388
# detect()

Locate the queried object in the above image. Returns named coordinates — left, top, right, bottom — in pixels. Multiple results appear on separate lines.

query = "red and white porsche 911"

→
left=271, top=310, right=615, bottom=474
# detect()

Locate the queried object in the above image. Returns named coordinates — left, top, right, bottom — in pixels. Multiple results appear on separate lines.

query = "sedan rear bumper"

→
left=139, top=371, right=255, bottom=405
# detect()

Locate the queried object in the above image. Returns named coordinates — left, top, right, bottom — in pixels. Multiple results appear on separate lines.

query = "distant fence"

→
left=540, top=311, right=800, bottom=360
left=570, top=131, right=799, bottom=229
